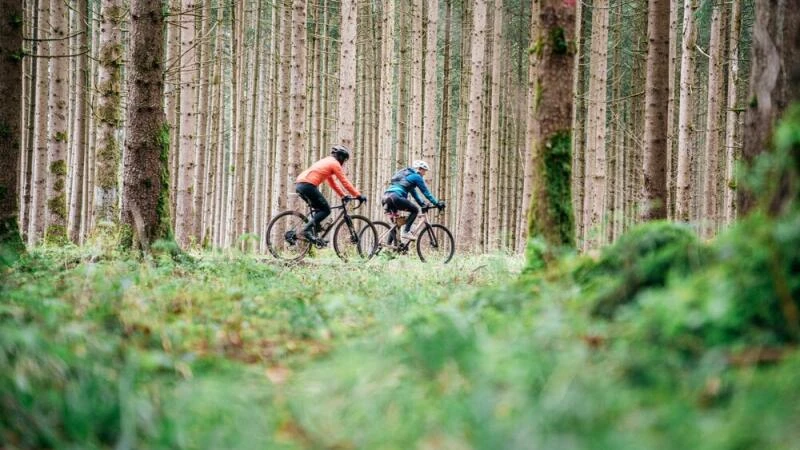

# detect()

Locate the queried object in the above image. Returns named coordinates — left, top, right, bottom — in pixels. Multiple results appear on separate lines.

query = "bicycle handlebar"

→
left=421, top=200, right=446, bottom=213
left=341, top=195, right=367, bottom=210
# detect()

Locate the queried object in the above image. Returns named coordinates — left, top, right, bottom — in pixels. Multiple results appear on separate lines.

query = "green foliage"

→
left=576, top=221, right=708, bottom=318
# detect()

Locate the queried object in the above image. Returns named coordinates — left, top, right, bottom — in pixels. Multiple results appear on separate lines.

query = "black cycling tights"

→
left=295, top=182, right=330, bottom=232
left=382, top=193, right=419, bottom=232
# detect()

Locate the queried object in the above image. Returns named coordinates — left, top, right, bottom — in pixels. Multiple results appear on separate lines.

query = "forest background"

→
left=0, top=0, right=779, bottom=253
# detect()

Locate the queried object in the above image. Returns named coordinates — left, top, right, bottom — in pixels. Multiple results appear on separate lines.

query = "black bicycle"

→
left=266, top=196, right=378, bottom=262
left=371, top=202, right=455, bottom=263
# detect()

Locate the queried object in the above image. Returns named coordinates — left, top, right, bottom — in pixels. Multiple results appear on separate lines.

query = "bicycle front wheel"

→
left=371, top=220, right=395, bottom=256
left=416, top=223, right=455, bottom=263
left=333, top=214, right=377, bottom=262
left=266, top=210, right=311, bottom=262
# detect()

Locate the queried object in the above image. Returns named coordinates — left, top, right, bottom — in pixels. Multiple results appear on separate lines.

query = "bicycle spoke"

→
left=266, top=211, right=312, bottom=261
left=416, top=224, right=455, bottom=263
left=333, top=215, right=377, bottom=262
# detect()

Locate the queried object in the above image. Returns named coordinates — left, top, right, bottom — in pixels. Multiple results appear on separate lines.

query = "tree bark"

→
left=0, top=0, right=24, bottom=252
left=675, top=0, right=697, bottom=222
left=123, top=0, right=172, bottom=252
left=457, top=0, right=488, bottom=252
left=723, top=0, right=742, bottom=224
left=289, top=0, right=306, bottom=209
left=487, top=0, right=503, bottom=250
left=702, top=1, right=725, bottom=236
left=94, top=0, right=124, bottom=229
left=739, top=0, right=800, bottom=215
left=44, top=0, right=70, bottom=244
left=175, top=0, right=198, bottom=247
left=641, top=0, right=670, bottom=220
left=583, top=0, right=609, bottom=250
left=69, top=0, right=89, bottom=243
left=528, top=0, right=576, bottom=256
left=338, top=0, right=357, bottom=147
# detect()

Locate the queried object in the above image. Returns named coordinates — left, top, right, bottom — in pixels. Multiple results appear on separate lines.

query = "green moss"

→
left=96, top=136, right=120, bottom=189
left=529, top=37, right=544, bottom=58
left=543, top=130, right=574, bottom=246
left=576, top=221, right=707, bottom=318
left=53, top=131, right=68, bottom=143
left=50, top=160, right=67, bottom=176
left=47, top=195, right=67, bottom=220
left=549, top=27, right=568, bottom=55
left=526, top=130, right=574, bottom=271
left=45, top=224, right=68, bottom=245
left=53, top=178, right=65, bottom=193
left=106, top=5, right=125, bottom=25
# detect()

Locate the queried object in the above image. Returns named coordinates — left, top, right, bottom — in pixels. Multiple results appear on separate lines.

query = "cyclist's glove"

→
left=357, top=195, right=367, bottom=202
left=436, top=201, right=446, bottom=210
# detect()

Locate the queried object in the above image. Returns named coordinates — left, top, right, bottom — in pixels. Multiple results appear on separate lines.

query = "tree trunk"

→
left=457, top=0, right=487, bottom=252
left=739, top=0, right=800, bottom=215
left=723, top=0, right=742, bottom=224
left=0, top=0, right=24, bottom=253
left=571, top=0, right=586, bottom=245
left=528, top=0, right=576, bottom=256
left=641, top=0, right=670, bottom=220
left=45, top=0, right=70, bottom=244
left=123, top=0, right=172, bottom=252
left=583, top=0, right=609, bottom=250
left=702, top=1, right=725, bottom=236
left=27, top=0, right=49, bottom=245
left=338, top=0, right=357, bottom=147
left=675, top=0, right=697, bottom=222
left=68, top=0, right=89, bottom=243
left=379, top=0, right=396, bottom=192
left=175, top=0, right=198, bottom=247
left=487, top=0, right=503, bottom=250
left=409, top=0, right=423, bottom=160
left=94, top=0, right=124, bottom=229
left=289, top=0, right=306, bottom=208
left=422, top=0, right=438, bottom=166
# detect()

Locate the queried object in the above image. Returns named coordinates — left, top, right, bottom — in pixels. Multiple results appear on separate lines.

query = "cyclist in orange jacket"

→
left=295, top=145, right=366, bottom=244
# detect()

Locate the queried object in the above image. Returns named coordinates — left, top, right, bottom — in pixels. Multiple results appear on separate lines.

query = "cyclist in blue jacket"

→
left=382, top=160, right=444, bottom=241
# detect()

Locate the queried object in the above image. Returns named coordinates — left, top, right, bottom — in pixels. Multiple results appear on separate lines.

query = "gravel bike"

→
left=371, top=202, right=454, bottom=263
left=266, top=196, right=377, bottom=262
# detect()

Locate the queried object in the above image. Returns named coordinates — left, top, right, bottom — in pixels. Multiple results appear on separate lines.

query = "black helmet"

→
left=331, top=145, right=350, bottom=163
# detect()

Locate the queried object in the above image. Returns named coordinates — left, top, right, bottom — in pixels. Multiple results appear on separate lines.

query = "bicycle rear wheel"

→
left=416, top=223, right=455, bottom=263
left=333, top=214, right=377, bottom=262
left=266, top=210, right=311, bottom=261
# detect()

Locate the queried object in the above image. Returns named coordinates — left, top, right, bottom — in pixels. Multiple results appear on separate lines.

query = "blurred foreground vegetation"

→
left=2, top=111, right=800, bottom=449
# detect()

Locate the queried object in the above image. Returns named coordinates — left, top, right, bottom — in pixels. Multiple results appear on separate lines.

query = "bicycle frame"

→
left=378, top=206, right=437, bottom=250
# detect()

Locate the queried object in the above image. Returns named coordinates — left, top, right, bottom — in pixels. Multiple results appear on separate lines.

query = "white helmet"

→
left=412, top=160, right=430, bottom=171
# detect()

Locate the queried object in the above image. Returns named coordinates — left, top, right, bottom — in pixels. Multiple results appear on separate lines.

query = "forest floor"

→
left=2, top=232, right=800, bottom=449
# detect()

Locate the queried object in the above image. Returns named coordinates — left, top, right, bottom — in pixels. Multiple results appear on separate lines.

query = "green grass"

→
left=2, top=236, right=799, bottom=449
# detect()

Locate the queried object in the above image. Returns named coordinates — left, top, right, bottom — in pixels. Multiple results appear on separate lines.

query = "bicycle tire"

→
left=416, top=223, right=455, bottom=263
left=266, top=210, right=312, bottom=262
left=333, top=214, right=378, bottom=262
left=371, top=220, right=394, bottom=255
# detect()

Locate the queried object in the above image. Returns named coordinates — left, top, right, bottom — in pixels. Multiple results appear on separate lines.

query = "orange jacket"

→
left=296, top=156, right=361, bottom=198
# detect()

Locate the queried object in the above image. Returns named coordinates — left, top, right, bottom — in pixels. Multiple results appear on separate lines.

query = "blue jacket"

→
left=385, top=168, right=439, bottom=207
